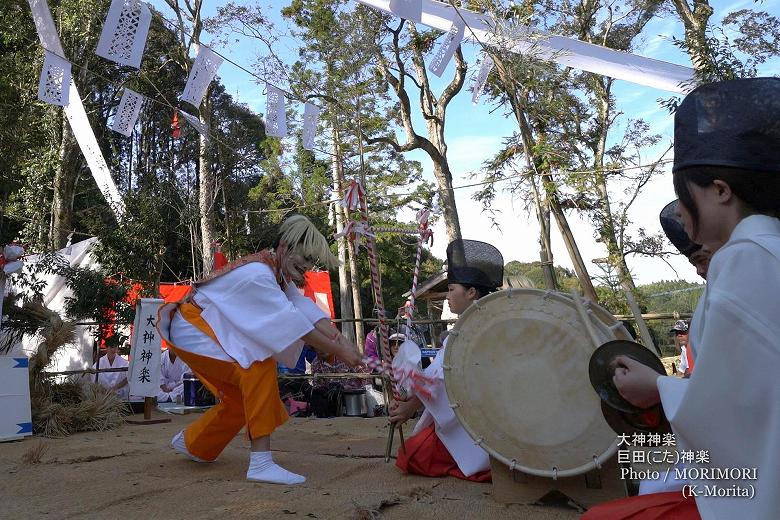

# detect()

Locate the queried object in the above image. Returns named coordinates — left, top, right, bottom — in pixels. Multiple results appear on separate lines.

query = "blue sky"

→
left=150, top=0, right=778, bottom=285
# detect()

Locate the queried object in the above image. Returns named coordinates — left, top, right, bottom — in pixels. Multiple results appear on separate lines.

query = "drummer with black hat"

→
left=660, top=200, right=712, bottom=279
left=585, top=78, right=780, bottom=520
left=391, top=239, right=504, bottom=482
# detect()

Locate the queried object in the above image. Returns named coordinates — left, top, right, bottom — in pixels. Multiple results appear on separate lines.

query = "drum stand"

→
left=489, top=455, right=627, bottom=511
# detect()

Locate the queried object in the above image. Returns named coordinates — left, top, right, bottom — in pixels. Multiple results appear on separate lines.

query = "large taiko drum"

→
left=444, top=289, right=632, bottom=479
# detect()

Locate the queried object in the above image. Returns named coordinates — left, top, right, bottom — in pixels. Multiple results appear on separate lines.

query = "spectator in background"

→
left=670, top=320, right=692, bottom=378
left=157, top=348, right=190, bottom=403
left=93, top=342, right=129, bottom=399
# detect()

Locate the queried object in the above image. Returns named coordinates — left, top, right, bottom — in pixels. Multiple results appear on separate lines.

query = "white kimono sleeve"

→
left=656, top=240, right=780, bottom=519
left=195, top=263, right=314, bottom=368
left=284, top=282, right=329, bottom=324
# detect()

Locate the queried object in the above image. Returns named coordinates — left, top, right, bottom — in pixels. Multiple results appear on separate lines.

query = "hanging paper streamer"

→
left=265, top=84, right=287, bottom=138
left=471, top=53, right=493, bottom=104
left=28, top=0, right=125, bottom=219
left=37, top=50, right=71, bottom=106
left=181, top=45, right=223, bottom=109
left=389, top=0, right=422, bottom=22
left=340, top=179, right=365, bottom=210
left=302, top=102, right=320, bottom=151
left=428, top=17, right=465, bottom=77
left=95, top=0, right=151, bottom=69
left=179, top=109, right=209, bottom=141
left=356, top=0, right=693, bottom=93
left=110, top=88, right=144, bottom=136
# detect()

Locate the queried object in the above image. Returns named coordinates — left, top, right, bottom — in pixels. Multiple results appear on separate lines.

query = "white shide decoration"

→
left=181, top=45, right=223, bottom=109
left=302, top=102, right=320, bottom=151
left=265, top=85, right=287, bottom=139
left=428, top=17, right=465, bottom=77
left=96, top=0, right=152, bottom=69
left=111, top=88, right=145, bottom=136
left=37, top=50, right=71, bottom=106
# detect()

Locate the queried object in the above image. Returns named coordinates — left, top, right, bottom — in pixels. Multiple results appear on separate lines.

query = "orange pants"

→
left=396, top=424, right=491, bottom=482
left=170, top=302, right=288, bottom=462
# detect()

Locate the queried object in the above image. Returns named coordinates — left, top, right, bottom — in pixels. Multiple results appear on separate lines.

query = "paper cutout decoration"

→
left=96, top=0, right=152, bottom=69
left=111, top=88, right=144, bottom=136
left=355, top=0, right=694, bottom=93
left=389, top=0, right=422, bottom=22
left=38, top=50, right=71, bottom=106
left=29, top=0, right=125, bottom=218
left=471, top=53, right=493, bottom=104
left=429, top=17, right=465, bottom=77
left=265, top=85, right=287, bottom=138
left=302, top=102, right=320, bottom=150
left=179, top=109, right=209, bottom=141
left=181, top=45, right=223, bottom=109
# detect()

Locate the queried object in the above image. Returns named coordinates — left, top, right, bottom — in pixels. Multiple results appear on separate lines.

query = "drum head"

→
left=444, top=289, right=632, bottom=478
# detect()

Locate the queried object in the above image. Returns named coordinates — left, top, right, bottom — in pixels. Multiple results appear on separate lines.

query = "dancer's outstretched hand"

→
left=338, top=342, right=363, bottom=367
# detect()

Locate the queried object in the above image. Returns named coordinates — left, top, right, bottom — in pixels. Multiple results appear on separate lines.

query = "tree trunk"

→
left=592, top=82, right=637, bottom=295
left=330, top=125, right=356, bottom=345
left=431, top=161, right=462, bottom=243
left=670, top=0, right=714, bottom=73
left=51, top=113, right=79, bottom=249
left=198, top=97, right=216, bottom=277
left=345, top=229, right=365, bottom=352
left=548, top=196, right=599, bottom=301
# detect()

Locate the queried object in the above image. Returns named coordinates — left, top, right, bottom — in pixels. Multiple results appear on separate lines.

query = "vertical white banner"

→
left=110, top=88, right=144, bottom=136
left=128, top=298, right=164, bottom=398
left=265, top=84, right=287, bottom=138
left=96, top=0, right=152, bottom=69
left=471, top=53, right=494, bottom=104
left=302, top=102, right=320, bottom=151
left=28, top=0, right=125, bottom=219
left=428, top=17, right=465, bottom=77
left=181, top=45, right=223, bottom=109
left=38, top=51, right=71, bottom=107
left=389, top=0, right=422, bottom=22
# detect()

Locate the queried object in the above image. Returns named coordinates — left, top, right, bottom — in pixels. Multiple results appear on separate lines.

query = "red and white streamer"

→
left=340, top=179, right=365, bottom=211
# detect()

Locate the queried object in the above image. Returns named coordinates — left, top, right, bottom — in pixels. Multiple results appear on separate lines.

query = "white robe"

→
left=93, top=354, right=129, bottom=399
left=412, top=337, right=490, bottom=476
left=164, top=262, right=328, bottom=369
left=156, top=349, right=189, bottom=402
left=655, top=215, right=780, bottom=519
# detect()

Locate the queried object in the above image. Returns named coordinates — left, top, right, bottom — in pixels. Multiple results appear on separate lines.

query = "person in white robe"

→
left=156, top=348, right=189, bottom=403
left=390, top=239, right=503, bottom=480
left=158, top=215, right=362, bottom=485
left=92, top=343, right=129, bottom=399
left=587, top=77, right=780, bottom=520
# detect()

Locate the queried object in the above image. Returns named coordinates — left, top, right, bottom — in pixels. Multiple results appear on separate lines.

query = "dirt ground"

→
left=0, top=412, right=585, bottom=520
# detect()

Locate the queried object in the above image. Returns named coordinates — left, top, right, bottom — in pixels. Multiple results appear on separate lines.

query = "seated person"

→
left=93, top=342, right=129, bottom=399
left=157, top=348, right=190, bottom=403
left=390, top=239, right=503, bottom=482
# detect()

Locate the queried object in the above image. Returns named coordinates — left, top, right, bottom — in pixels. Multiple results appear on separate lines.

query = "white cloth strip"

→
left=179, top=109, right=209, bottom=141
left=389, top=0, right=422, bottom=22
left=356, top=0, right=694, bottom=92
left=38, top=50, right=71, bottom=106
left=181, top=45, right=223, bottom=109
left=265, top=84, right=287, bottom=138
left=96, top=0, right=152, bottom=69
left=302, top=102, right=320, bottom=150
left=111, top=88, right=145, bottom=136
left=28, top=0, right=125, bottom=219
left=428, top=17, right=465, bottom=77
left=471, top=53, right=493, bottom=104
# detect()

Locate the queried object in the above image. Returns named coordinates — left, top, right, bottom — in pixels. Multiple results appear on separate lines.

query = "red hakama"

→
left=395, top=424, right=491, bottom=482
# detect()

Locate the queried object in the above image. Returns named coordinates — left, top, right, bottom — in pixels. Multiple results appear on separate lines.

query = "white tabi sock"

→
left=246, top=451, right=306, bottom=485
left=170, top=430, right=211, bottom=463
